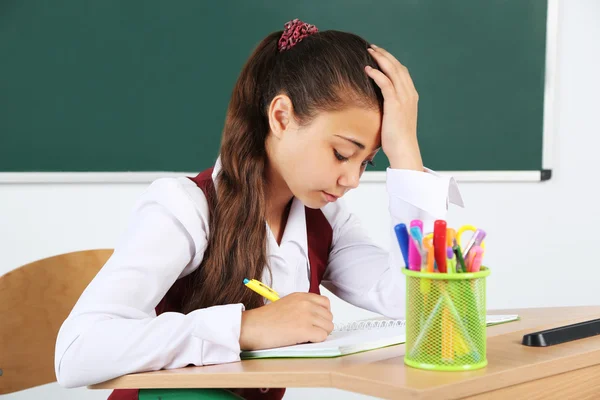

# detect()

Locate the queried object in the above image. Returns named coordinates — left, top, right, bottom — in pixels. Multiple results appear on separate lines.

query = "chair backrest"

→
left=0, top=249, right=113, bottom=394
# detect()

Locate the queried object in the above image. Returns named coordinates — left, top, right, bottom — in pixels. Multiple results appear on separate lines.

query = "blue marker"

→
left=394, top=223, right=410, bottom=268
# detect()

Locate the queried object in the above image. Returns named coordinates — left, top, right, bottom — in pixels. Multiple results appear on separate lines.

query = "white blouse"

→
left=54, top=158, right=463, bottom=388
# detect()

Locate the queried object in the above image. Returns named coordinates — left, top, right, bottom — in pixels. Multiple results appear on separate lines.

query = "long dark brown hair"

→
left=183, top=28, right=383, bottom=313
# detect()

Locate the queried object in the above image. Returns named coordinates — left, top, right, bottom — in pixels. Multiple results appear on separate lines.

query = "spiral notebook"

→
left=240, top=314, right=519, bottom=359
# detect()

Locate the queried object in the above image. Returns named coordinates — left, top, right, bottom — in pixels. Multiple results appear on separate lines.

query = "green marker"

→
left=452, top=239, right=466, bottom=273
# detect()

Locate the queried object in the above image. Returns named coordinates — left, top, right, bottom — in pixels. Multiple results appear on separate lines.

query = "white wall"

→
left=2, top=1, right=599, bottom=399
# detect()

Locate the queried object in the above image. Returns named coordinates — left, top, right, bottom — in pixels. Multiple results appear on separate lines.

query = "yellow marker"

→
left=453, top=325, right=470, bottom=356
left=442, top=307, right=454, bottom=362
left=243, top=278, right=280, bottom=302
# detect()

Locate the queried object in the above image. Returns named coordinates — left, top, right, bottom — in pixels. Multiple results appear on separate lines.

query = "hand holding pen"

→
left=240, top=279, right=334, bottom=351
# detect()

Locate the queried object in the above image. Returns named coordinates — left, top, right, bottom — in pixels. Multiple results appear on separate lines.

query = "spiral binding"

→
left=333, top=319, right=406, bottom=332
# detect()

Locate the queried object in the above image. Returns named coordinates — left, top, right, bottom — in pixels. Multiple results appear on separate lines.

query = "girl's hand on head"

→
left=365, top=45, right=424, bottom=171
left=239, top=292, right=334, bottom=351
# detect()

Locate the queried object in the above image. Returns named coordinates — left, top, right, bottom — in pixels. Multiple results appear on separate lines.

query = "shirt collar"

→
left=211, top=156, right=222, bottom=189
left=275, top=197, right=308, bottom=258
left=212, top=156, right=309, bottom=258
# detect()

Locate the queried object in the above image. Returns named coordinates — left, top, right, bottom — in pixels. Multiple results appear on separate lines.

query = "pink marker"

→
left=408, top=220, right=423, bottom=271
left=470, top=246, right=484, bottom=272
left=411, top=219, right=423, bottom=232
left=465, top=247, right=477, bottom=272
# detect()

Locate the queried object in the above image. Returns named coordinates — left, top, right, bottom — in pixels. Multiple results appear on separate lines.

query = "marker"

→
left=434, top=220, right=447, bottom=273
left=442, top=307, right=453, bottom=362
left=470, top=246, right=484, bottom=272
left=394, top=223, right=410, bottom=268
left=465, top=249, right=476, bottom=272
left=423, top=236, right=434, bottom=273
left=243, top=278, right=280, bottom=302
left=452, top=238, right=467, bottom=273
left=446, top=228, right=456, bottom=248
left=410, top=219, right=424, bottom=232
left=420, top=236, right=433, bottom=295
left=410, top=226, right=424, bottom=246
left=408, top=223, right=423, bottom=271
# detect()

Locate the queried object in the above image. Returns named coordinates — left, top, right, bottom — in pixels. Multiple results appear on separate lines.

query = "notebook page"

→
left=241, top=314, right=519, bottom=359
left=241, top=325, right=405, bottom=359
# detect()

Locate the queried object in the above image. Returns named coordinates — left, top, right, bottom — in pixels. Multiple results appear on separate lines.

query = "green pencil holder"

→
left=402, top=267, right=490, bottom=371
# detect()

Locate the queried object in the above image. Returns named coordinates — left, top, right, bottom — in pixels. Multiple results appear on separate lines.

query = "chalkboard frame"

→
left=0, top=0, right=558, bottom=183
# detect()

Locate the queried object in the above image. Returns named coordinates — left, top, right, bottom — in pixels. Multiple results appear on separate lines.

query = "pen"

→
left=243, top=278, right=280, bottom=302
left=434, top=220, right=447, bottom=273
left=394, top=223, right=410, bottom=268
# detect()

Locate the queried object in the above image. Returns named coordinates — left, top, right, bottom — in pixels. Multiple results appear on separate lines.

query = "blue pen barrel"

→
left=394, top=223, right=410, bottom=268
left=402, top=267, right=490, bottom=371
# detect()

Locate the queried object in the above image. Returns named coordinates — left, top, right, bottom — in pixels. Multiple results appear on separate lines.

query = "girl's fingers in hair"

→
left=364, top=66, right=399, bottom=105
left=370, top=44, right=405, bottom=70
left=367, top=46, right=405, bottom=94
left=368, top=45, right=416, bottom=95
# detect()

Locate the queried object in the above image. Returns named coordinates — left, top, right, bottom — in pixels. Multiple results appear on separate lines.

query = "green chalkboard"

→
left=0, top=1, right=548, bottom=173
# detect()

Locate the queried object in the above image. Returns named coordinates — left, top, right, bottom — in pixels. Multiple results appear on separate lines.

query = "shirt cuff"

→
left=386, top=167, right=464, bottom=217
left=191, top=303, right=244, bottom=365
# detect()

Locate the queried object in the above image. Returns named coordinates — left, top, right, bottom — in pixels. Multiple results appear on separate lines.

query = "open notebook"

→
left=240, top=314, right=519, bottom=359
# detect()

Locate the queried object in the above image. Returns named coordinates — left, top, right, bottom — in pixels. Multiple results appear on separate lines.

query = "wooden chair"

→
left=0, top=249, right=243, bottom=399
left=0, top=249, right=113, bottom=394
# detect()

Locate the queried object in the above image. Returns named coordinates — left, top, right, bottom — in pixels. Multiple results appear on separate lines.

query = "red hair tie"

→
left=278, top=18, right=318, bottom=52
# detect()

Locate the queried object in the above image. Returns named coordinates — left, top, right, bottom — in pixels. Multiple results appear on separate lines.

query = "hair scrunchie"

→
left=278, top=18, right=319, bottom=52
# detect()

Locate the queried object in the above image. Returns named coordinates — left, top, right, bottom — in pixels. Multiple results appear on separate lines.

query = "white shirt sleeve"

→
left=54, top=178, right=244, bottom=388
left=321, top=168, right=463, bottom=319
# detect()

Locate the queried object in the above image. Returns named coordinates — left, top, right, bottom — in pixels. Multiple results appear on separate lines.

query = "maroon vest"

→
left=108, top=167, right=333, bottom=400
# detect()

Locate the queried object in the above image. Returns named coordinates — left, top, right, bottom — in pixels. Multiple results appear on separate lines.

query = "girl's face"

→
left=267, top=96, right=381, bottom=209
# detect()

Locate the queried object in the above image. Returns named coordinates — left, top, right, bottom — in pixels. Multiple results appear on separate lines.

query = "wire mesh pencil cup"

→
left=402, top=267, right=490, bottom=371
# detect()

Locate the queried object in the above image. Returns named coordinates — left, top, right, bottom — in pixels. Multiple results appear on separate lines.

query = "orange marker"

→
left=423, top=236, right=435, bottom=273
left=446, top=228, right=456, bottom=248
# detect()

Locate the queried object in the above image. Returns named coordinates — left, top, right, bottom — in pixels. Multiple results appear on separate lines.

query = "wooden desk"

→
left=91, top=306, right=600, bottom=399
